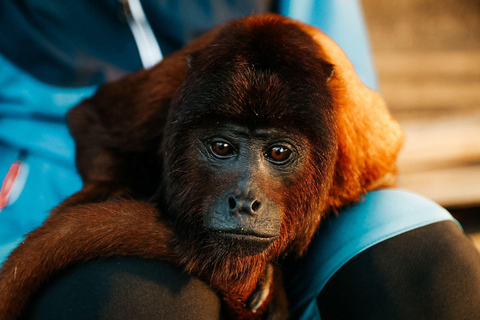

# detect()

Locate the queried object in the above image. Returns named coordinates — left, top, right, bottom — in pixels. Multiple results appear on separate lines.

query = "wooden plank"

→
left=376, top=51, right=480, bottom=77
left=397, top=109, right=480, bottom=172
left=383, top=81, right=480, bottom=111
left=399, top=164, right=480, bottom=207
left=375, top=51, right=480, bottom=111
left=396, top=108, right=480, bottom=207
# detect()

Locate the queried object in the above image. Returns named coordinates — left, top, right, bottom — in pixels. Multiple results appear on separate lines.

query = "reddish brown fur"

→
left=0, top=201, right=175, bottom=318
left=0, top=14, right=403, bottom=319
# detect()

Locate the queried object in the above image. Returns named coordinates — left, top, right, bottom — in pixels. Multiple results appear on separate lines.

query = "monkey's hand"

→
left=248, top=264, right=274, bottom=312
left=247, top=264, right=289, bottom=319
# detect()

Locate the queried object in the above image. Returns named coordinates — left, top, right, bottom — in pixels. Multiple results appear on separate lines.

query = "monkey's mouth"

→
left=207, top=228, right=277, bottom=256
left=216, top=229, right=276, bottom=240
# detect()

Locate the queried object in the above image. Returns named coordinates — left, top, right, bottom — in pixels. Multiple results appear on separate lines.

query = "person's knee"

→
left=318, top=221, right=480, bottom=319
left=23, top=257, right=223, bottom=320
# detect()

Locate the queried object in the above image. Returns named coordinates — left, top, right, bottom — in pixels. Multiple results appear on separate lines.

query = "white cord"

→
left=122, top=0, right=163, bottom=68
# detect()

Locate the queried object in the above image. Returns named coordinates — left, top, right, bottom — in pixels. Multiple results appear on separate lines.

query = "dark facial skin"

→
left=194, top=123, right=309, bottom=256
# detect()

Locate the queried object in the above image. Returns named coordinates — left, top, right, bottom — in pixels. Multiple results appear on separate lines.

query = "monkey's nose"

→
left=228, top=196, right=261, bottom=215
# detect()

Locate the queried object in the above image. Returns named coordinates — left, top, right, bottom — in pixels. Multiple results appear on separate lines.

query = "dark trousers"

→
left=24, top=221, right=480, bottom=320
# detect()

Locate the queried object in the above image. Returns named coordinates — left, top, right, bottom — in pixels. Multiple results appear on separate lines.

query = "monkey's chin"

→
left=209, top=231, right=277, bottom=256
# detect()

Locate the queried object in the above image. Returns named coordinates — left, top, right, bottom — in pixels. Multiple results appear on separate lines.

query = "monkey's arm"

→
left=0, top=200, right=176, bottom=320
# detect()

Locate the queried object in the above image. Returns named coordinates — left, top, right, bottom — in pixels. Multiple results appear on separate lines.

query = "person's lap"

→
left=23, top=190, right=480, bottom=319
left=23, top=257, right=223, bottom=320
left=316, top=220, right=480, bottom=319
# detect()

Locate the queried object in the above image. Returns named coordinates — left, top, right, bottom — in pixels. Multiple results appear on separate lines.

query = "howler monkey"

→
left=0, top=14, right=403, bottom=319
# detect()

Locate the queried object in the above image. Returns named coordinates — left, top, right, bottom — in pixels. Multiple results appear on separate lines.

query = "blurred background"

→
left=362, top=0, right=480, bottom=245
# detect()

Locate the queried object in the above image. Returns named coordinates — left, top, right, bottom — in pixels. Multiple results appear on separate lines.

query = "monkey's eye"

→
left=210, top=141, right=235, bottom=158
left=266, top=146, right=292, bottom=163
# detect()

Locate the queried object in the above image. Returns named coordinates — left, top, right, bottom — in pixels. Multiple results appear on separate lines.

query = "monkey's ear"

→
left=186, top=54, right=193, bottom=69
left=301, top=25, right=404, bottom=211
left=326, top=67, right=335, bottom=82
left=319, top=60, right=335, bottom=82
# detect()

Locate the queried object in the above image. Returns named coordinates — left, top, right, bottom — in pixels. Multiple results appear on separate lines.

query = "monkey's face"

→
left=162, top=18, right=337, bottom=259
left=163, top=67, right=335, bottom=259
left=194, top=124, right=310, bottom=255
